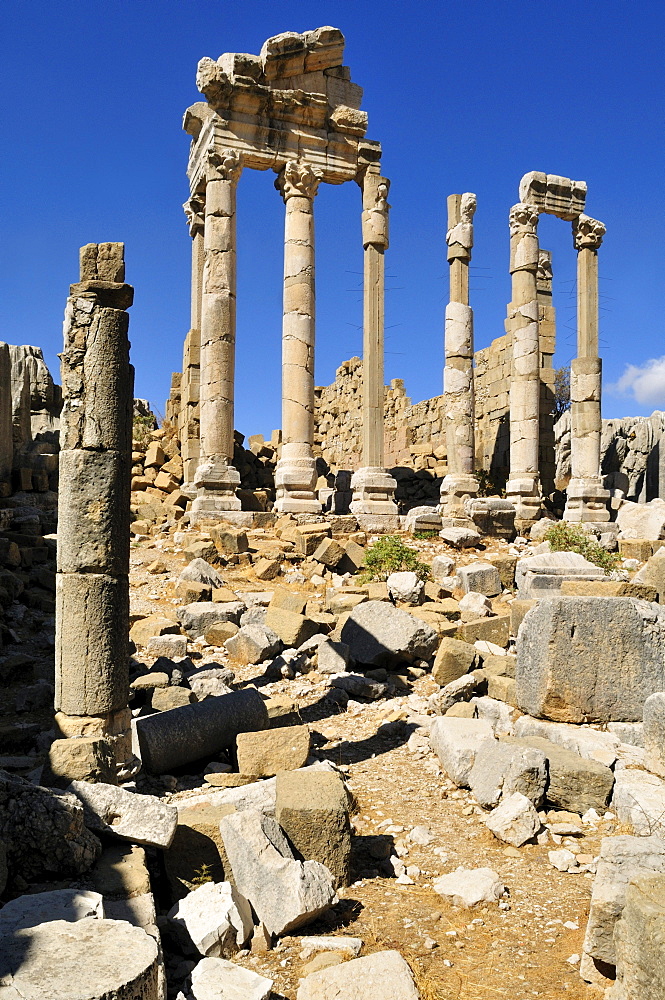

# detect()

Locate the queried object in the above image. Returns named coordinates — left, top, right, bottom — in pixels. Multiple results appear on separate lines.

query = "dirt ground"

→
left=124, top=525, right=611, bottom=1000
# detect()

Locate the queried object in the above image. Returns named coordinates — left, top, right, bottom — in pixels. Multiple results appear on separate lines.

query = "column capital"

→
left=362, top=174, right=390, bottom=248
left=509, top=202, right=539, bottom=236
left=573, top=213, right=606, bottom=251
left=275, top=159, right=323, bottom=202
left=183, top=194, right=205, bottom=237
left=206, top=146, right=243, bottom=184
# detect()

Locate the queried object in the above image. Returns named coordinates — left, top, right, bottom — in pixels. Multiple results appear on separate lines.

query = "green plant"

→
left=132, top=414, right=155, bottom=451
left=359, top=536, right=431, bottom=583
left=544, top=521, right=620, bottom=574
left=414, top=529, right=439, bottom=540
left=190, top=863, right=214, bottom=887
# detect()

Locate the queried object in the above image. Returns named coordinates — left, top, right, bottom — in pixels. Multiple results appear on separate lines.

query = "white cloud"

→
left=612, top=356, right=665, bottom=406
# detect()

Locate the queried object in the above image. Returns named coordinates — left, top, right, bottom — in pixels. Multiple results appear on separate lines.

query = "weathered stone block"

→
left=516, top=597, right=665, bottom=722
left=236, top=725, right=311, bottom=777
left=611, top=874, right=665, bottom=1000
left=429, top=717, right=494, bottom=786
left=276, top=769, right=351, bottom=888
left=503, top=735, right=614, bottom=814
left=432, top=637, right=478, bottom=686
left=58, top=450, right=130, bottom=574
left=296, top=950, right=418, bottom=1000
left=340, top=600, right=438, bottom=666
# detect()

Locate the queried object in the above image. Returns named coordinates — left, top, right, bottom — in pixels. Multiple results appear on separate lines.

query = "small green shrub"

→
left=414, top=530, right=439, bottom=540
left=190, top=863, right=214, bottom=887
left=360, top=536, right=431, bottom=583
left=544, top=521, right=620, bottom=575
left=132, top=414, right=155, bottom=451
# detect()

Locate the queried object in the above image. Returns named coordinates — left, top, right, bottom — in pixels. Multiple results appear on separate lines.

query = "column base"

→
left=53, top=708, right=137, bottom=781
left=191, top=459, right=241, bottom=512
left=349, top=467, right=398, bottom=516
left=274, top=455, right=321, bottom=514
left=563, top=478, right=610, bottom=523
left=506, top=474, right=542, bottom=530
left=439, top=474, right=478, bottom=517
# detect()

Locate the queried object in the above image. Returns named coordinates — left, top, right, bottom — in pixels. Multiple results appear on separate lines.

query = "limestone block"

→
left=0, top=917, right=159, bottom=1000
left=178, top=558, right=225, bottom=590
left=219, top=809, right=337, bottom=936
left=177, top=601, right=245, bottom=637
left=431, top=554, right=456, bottom=580
left=45, top=736, right=117, bottom=787
left=439, top=526, right=481, bottom=548
left=58, top=450, right=129, bottom=574
left=55, top=573, right=129, bottom=716
left=516, top=597, right=665, bottom=722
left=610, top=875, right=665, bottom=1000
left=644, top=692, right=665, bottom=777
left=429, top=717, right=495, bottom=786
left=433, top=867, right=505, bottom=907
left=513, top=716, right=620, bottom=766
left=386, top=571, right=424, bottom=605
left=312, top=536, right=344, bottom=567
left=276, top=769, right=351, bottom=887
left=612, top=769, right=665, bottom=838
left=340, top=600, right=438, bottom=666
left=484, top=792, right=540, bottom=847
left=129, top=614, right=180, bottom=646
left=617, top=498, right=665, bottom=540
left=316, top=637, right=350, bottom=674
left=503, top=735, right=614, bottom=814
left=296, top=950, right=419, bottom=1000
left=457, top=561, right=502, bottom=597
left=457, top=614, right=510, bottom=647
left=583, top=835, right=665, bottom=966
left=151, top=687, right=195, bottom=711
left=224, top=624, right=281, bottom=664
left=236, top=724, right=311, bottom=776
left=633, top=546, right=665, bottom=600
left=469, top=739, right=547, bottom=808
left=167, top=880, right=252, bottom=958
left=265, top=607, right=322, bottom=647
left=186, top=956, right=273, bottom=1000
left=432, top=638, right=478, bottom=686
left=147, top=634, right=188, bottom=658
left=69, top=780, right=177, bottom=848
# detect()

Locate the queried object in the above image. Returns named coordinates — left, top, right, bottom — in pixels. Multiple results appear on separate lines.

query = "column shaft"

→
left=192, top=148, right=242, bottom=514
left=350, top=171, right=397, bottom=518
left=506, top=202, right=542, bottom=527
left=564, top=215, right=609, bottom=522
left=440, top=192, right=478, bottom=516
left=54, top=242, right=134, bottom=780
left=274, top=160, right=322, bottom=513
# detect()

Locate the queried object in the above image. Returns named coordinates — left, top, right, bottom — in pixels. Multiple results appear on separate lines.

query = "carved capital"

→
left=460, top=192, right=477, bottom=224
left=206, top=147, right=243, bottom=184
left=509, top=202, right=540, bottom=237
left=573, top=214, right=605, bottom=251
left=183, top=195, right=205, bottom=237
left=276, top=160, right=323, bottom=202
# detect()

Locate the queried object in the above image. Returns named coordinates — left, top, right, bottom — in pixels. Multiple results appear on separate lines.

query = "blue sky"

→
left=0, top=0, right=662, bottom=435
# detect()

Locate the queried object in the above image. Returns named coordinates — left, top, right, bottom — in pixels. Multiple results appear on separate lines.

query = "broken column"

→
left=564, top=215, right=610, bottom=522
left=440, top=192, right=478, bottom=515
left=274, top=160, right=323, bottom=514
left=191, top=147, right=243, bottom=516
left=506, top=202, right=542, bottom=528
left=180, top=192, right=205, bottom=490
left=350, top=161, right=397, bottom=518
left=54, top=242, right=134, bottom=780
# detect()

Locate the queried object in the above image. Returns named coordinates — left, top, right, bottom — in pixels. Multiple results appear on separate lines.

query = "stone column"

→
left=506, top=202, right=542, bottom=528
left=564, top=215, right=610, bottom=522
left=440, top=192, right=478, bottom=515
left=191, top=148, right=243, bottom=515
left=274, top=160, right=323, bottom=514
left=54, top=243, right=134, bottom=781
left=350, top=171, right=397, bottom=517
left=180, top=194, right=205, bottom=489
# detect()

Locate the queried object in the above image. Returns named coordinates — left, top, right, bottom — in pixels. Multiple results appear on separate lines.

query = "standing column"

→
left=350, top=171, right=397, bottom=517
left=191, top=147, right=243, bottom=515
left=53, top=243, right=134, bottom=783
left=180, top=193, right=205, bottom=489
left=506, top=202, right=542, bottom=528
left=440, top=192, right=478, bottom=515
left=274, top=160, right=323, bottom=513
left=564, top=215, right=610, bottom=522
